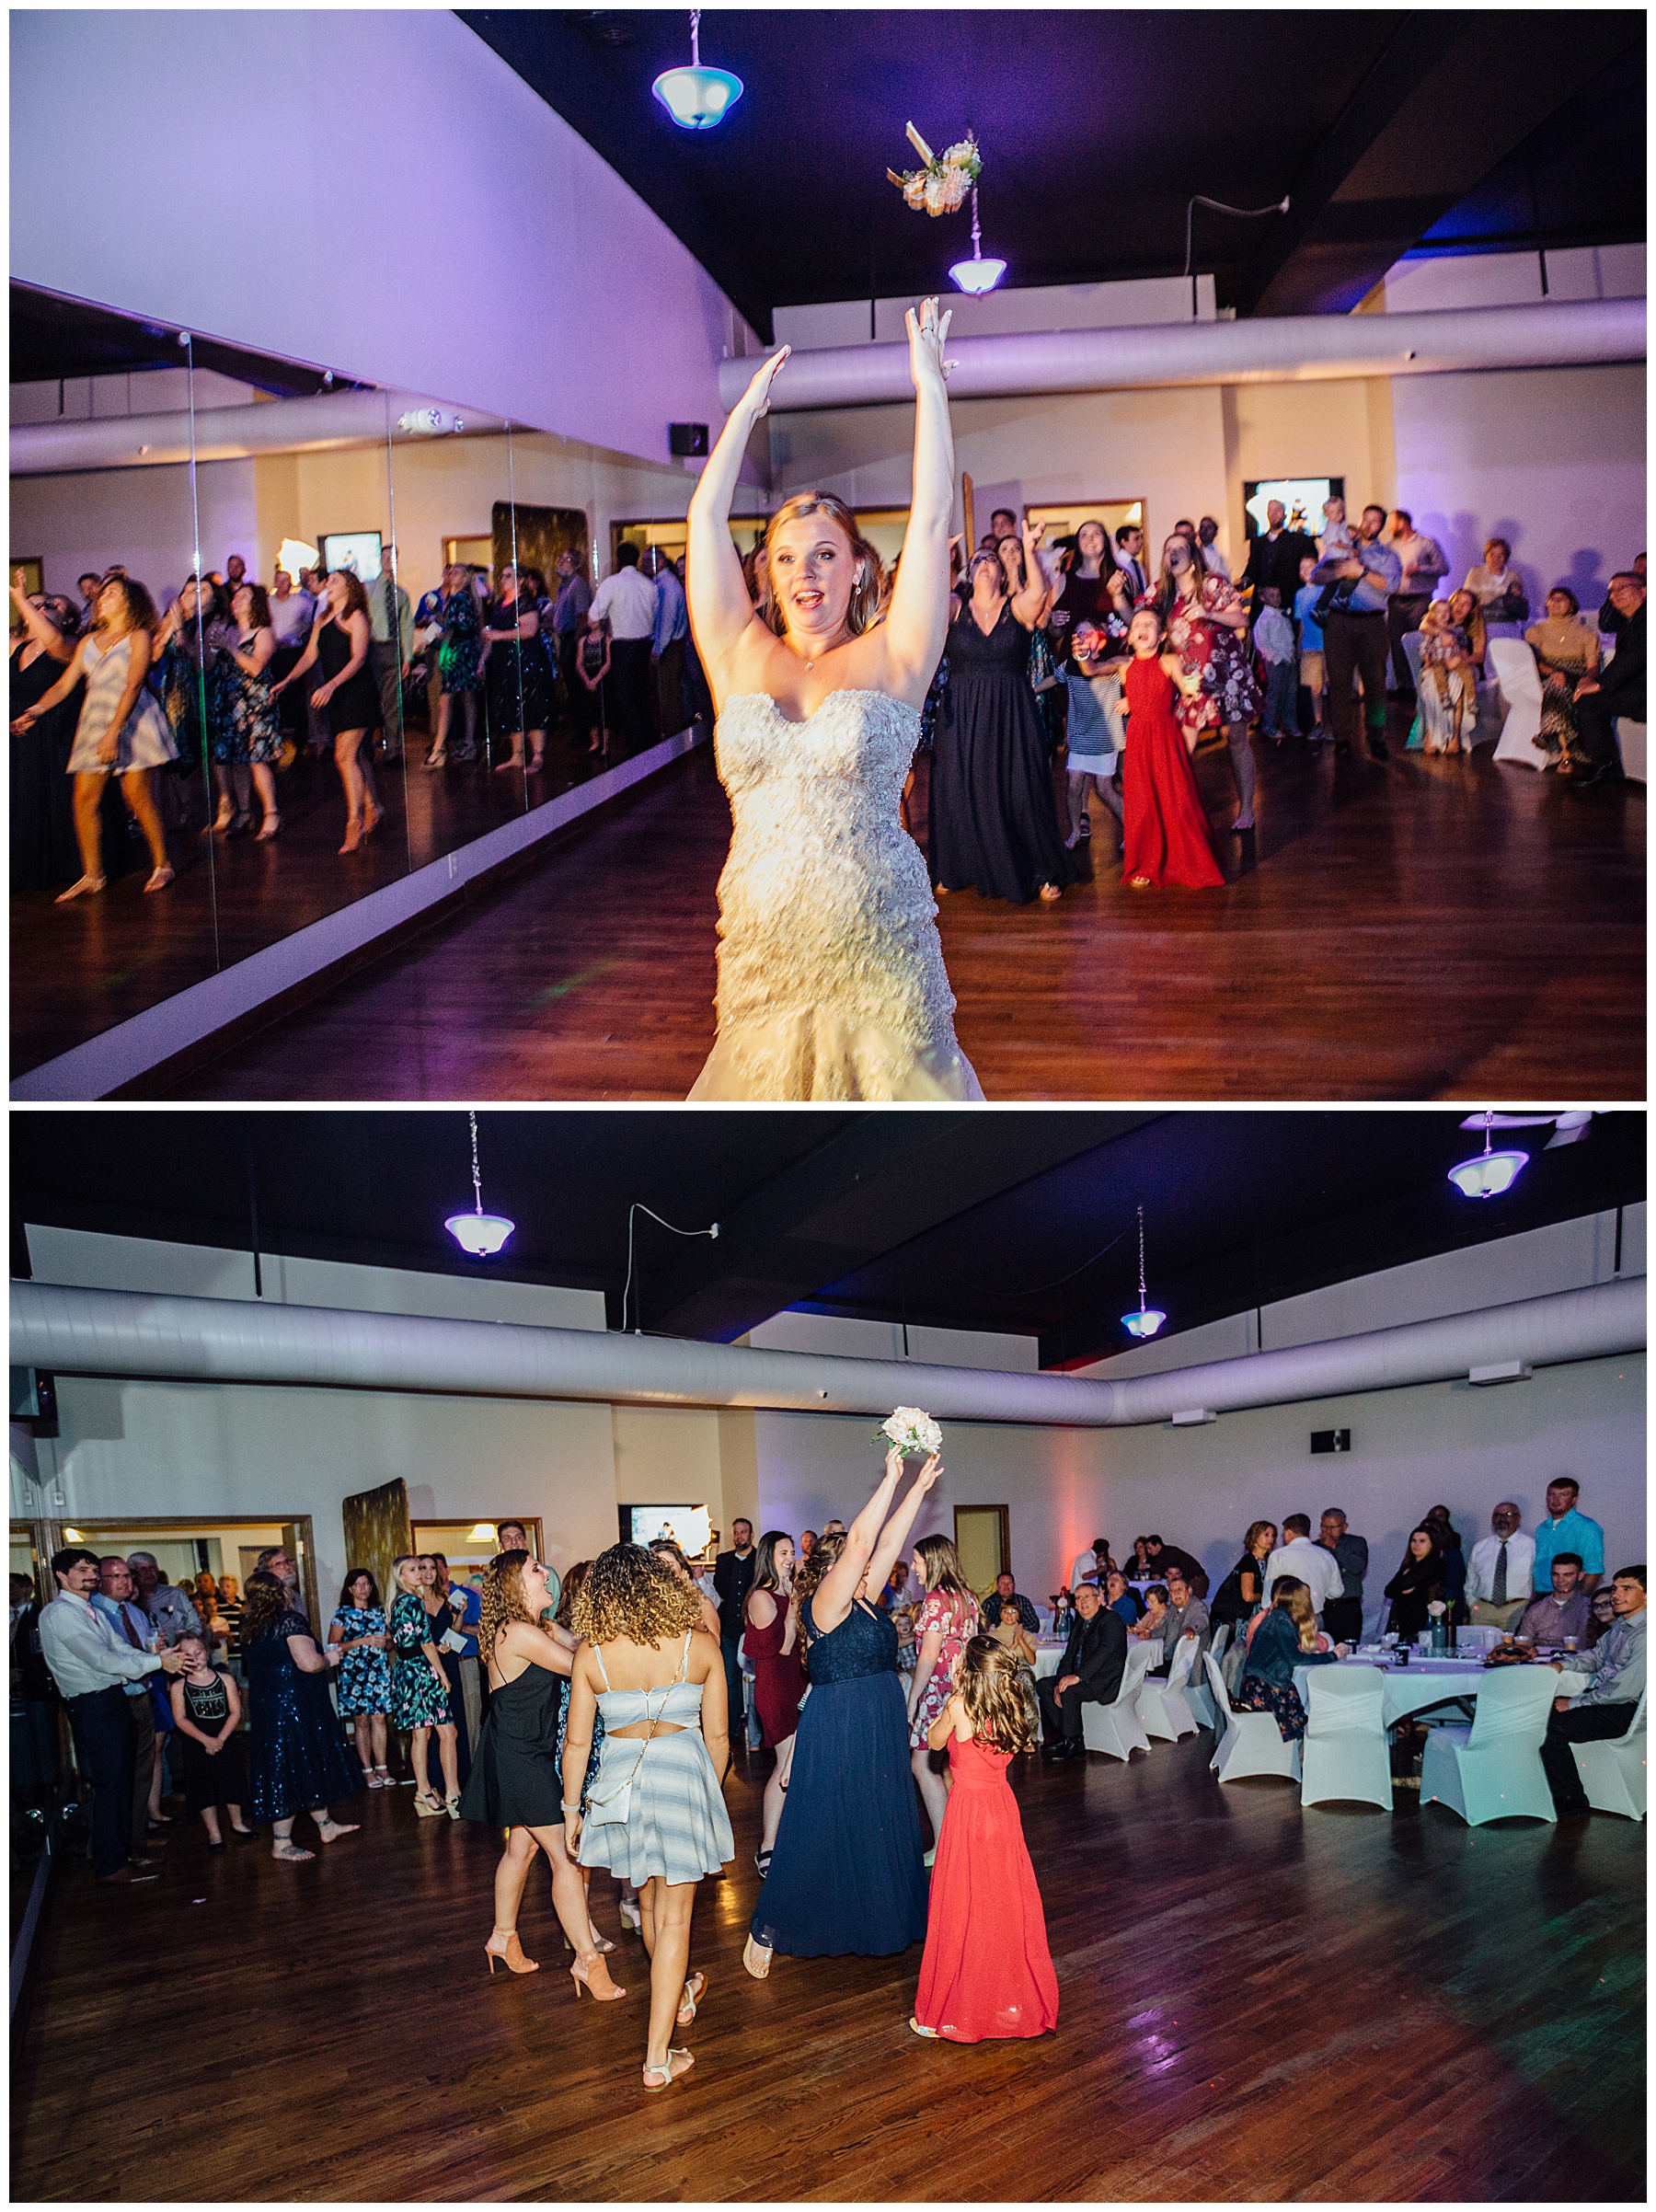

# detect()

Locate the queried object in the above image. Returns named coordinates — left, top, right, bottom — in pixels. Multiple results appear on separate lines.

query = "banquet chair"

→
left=1299, top=1665, right=1391, bottom=1811
left=1177, top=1634, right=1217, bottom=1731
left=1571, top=1689, right=1647, bottom=1820
left=1137, top=1636, right=1200, bottom=1742
left=1420, top=1665, right=1557, bottom=1825
left=1082, top=1642, right=1155, bottom=1761
left=1487, top=637, right=1544, bottom=767
left=1204, top=1650, right=1301, bottom=1786
left=1615, top=719, right=1646, bottom=783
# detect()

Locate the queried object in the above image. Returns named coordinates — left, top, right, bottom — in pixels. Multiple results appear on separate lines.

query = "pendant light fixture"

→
left=444, top=1110, right=516, bottom=1257
left=1447, top=1110, right=1529, bottom=1201
left=652, top=10, right=743, bottom=131
left=1121, top=1204, right=1167, bottom=1339
left=949, top=181, right=1006, bottom=294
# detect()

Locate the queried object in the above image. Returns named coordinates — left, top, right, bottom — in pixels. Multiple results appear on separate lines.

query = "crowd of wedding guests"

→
left=877, top=503, right=1648, bottom=907
left=9, top=540, right=707, bottom=902
left=1045, top=1473, right=1642, bottom=1813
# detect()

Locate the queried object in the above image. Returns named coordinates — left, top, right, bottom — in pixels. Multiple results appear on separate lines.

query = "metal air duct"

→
left=719, top=296, right=1646, bottom=412
left=10, top=390, right=507, bottom=476
left=7, top=1276, right=1642, bottom=1428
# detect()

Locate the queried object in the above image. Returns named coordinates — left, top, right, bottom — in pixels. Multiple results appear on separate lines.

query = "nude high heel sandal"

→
left=569, top=1952, right=626, bottom=2002
left=412, top=1791, right=444, bottom=1817
left=485, top=1930, right=539, bottom=1976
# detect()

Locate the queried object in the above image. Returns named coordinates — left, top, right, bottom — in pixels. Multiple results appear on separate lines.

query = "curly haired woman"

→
left=562, top=1546, right=732, bottom=2092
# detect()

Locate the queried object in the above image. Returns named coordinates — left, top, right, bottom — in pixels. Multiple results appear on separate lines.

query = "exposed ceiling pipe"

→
left=8, top=1277, right=1643, bottom=1430
left=718, top=296, right=1645, bottom=412
left=9, top=389, right=509, bottom=476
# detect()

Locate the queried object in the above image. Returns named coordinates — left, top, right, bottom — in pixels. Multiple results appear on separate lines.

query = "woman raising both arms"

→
left=684, top=298, right=982, bottom=1100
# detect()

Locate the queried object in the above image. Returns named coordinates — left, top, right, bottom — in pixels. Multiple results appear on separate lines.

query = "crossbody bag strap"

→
left=616, top=1634, right=690, bottom=1793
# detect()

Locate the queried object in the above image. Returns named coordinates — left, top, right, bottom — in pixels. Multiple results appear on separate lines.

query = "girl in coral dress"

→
left=1117, top=607, right=1225, bottom=892
left=911, top=1636, right=1058, bottom=2044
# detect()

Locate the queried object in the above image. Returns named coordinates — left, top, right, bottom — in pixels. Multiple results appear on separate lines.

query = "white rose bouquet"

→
left=877, top=1406, right=943, bottom=1458
left=886, top=123, right=981, bottom=218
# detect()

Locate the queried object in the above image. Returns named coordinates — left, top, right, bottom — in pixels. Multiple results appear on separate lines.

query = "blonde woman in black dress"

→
left=459, top=1550, right=624, bottom=1995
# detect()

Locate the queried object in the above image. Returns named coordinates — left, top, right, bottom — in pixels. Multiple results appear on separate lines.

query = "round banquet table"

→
left=1293, top=1654, right=1588, bottom=1726
left=1034, top=1640, right=1064, bottom=1682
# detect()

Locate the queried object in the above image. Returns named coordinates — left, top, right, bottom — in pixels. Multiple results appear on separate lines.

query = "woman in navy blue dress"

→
left=743, top=1446, right=943, bottom=1977
left=242, top=1571, right=362, bottom=1862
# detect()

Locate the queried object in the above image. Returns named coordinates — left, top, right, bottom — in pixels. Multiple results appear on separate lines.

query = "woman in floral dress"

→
left=208, top=582, right=284, bottom=837
left=905, top=1534, right=983, bottom=1858
left=388, top=1554, right=461, bottom=1815
left=1157, top=531, right=1263, bottom=834
left=428, top=565, right=484, bottom=767
left=328, top=1568, right=393, bottom=1787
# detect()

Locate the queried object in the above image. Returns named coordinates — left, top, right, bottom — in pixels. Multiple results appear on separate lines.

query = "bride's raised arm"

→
left=869, top=298, right=956, bottom=709
left=685, top=347, right=790, bottom=709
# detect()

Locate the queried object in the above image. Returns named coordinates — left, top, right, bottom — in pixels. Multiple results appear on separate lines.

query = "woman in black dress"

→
left=928, top=524, right=1072, bottom=905
left=8, top=575, right=82, bottom=892
left=1384, top=1527, right=1446, bottom=1641
left=483, top=562, right=552, bottom=776
left=459, top=1550, right=624, bottom=1994
left=240, top=1571, right=362, bottom=1862
left=270, top=570, right=384, bottom=853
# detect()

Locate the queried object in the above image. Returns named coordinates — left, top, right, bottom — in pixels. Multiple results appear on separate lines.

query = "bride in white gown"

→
left=684, top=297, right=983, bottom=1101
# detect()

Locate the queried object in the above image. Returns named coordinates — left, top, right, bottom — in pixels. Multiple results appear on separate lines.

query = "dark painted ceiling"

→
left=11, top=1111, right=1643, bottom=1374
left=460, top=9, right=1644, bottom=339
left=10, top=283, right=369, bottom=396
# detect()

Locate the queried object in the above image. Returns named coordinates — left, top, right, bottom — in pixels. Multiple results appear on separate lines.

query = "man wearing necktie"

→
left=1036, top=1583, right=1128, bottom=1762
left=369, top=548, right=413, bottom=760
left=1466, top=1502, right=1535, bottom=1632
left=38, top=1548, right=187, bottom=1884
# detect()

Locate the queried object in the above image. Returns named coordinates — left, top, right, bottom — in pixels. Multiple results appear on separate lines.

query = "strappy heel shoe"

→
left=412, top=1791, right=444, bottom=1818
left=485, top=1930, right=539, bottom=1976
left=444, top=1794, right=463, bottom=1820
left=641, top=2048, right=694, bottom=2091
left=617, top=1895, right=642, bottom=1933
left=569, top=1953, right=626, bottom=2002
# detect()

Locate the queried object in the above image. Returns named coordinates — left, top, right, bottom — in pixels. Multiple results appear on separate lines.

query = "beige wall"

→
left=1221, top=378, right=1397, bottom=555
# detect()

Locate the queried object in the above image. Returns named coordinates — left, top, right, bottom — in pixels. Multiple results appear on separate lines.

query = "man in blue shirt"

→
left=1311, top=504, right=1402, bottom=763
left=1539, top=1563, right=1645, bottom=1814
left=1532, top=1479, right=1605, bottom=1596
left=648, top=547, right=690, bottom=737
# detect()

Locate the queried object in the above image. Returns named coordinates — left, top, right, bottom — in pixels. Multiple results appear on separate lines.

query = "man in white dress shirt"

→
left=39, top=1548, right=187, bottom=1884
left=1466, top=1501, right=1535, bottom=1631
left=1068, top=1536, right=1110, bottom=1591
left=588, top=541, right=660, bottom=753
left=1263, top=1515, right=1343, bottom=1619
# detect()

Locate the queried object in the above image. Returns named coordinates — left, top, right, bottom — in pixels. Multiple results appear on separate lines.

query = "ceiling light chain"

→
left=1446, top=1109, right=1530, bottom=1202
left=652, top=8, right=743, bottom=130
left=444, top=1110, right=516, bottom=1258
left=1121, top=1203, right=1167, bottom=1340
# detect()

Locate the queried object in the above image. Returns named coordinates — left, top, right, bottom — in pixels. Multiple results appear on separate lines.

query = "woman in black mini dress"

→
left=483, top=562, right=553, bottom=775
left=271, top=570, right=385, bottom=853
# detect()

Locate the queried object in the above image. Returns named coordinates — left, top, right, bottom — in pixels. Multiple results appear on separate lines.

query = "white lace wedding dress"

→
left=688, top=689, right=983, bottom=1100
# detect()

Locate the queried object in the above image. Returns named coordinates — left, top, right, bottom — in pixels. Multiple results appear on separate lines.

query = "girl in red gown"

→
left=1117, top=606, right=1225, bottom=891
left=911, top=1636, right=1058, bottom=2043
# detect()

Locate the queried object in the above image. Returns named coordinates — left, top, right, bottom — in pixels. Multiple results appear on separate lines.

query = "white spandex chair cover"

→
left=1081, top=1642, right=1155, bottom=1761
left=1137, top=1635, right=1200, bottom=1742
left=1420, top=1663, right=1557, bottom=1825
left=1487, top=637, right=1544, bottom=767
left=1204, top=1648, right=1301, bottom=1786
left=1299, top=1665, right=1392, bottom=1811
left=1570, top=1688, right=1647, bottom=1820
left=1176, top=1632, right=1217, bottom=1730
left=1615, top=720, right=1647, bottom=783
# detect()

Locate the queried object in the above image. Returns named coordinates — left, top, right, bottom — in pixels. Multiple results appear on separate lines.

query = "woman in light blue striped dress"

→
left=563, top=1545, right=732, bottom=2093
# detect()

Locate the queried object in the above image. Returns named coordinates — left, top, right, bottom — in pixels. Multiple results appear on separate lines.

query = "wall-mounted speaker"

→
left=1310, top=1428, right=1351, bottom=1454
left=669, top=422, right=709, bottom=457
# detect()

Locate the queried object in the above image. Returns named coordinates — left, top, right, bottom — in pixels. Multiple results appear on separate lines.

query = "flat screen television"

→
left=1241, top=477, right=1344, bottom=539
left=318, top=530, right=384, bottom=582
left=619, top=1503, right=713, bottom=1560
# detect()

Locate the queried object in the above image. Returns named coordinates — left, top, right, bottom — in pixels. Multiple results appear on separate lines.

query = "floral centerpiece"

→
left=877, top=1405, right=943, bottom=1458
left=887, top=123, right=981, bottom=217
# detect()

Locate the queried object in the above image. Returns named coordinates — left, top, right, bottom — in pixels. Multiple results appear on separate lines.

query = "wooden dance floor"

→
left=12, top=1736, right=1643, bottom=2203
left=159, top=720, right=1644, bottom=1100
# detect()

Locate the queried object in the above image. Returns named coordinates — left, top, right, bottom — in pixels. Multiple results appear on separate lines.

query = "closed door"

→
left=954, top=1505, right=1009, bottom=1597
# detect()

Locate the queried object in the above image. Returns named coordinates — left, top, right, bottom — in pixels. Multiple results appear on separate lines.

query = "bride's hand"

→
left=905, top=296, right=954, bottom=390
left=737, top=347, right=791, bottom=421
left=884, top=1445, right=903, bottom=1483
left=916, top=1455, right=943, bottom=1492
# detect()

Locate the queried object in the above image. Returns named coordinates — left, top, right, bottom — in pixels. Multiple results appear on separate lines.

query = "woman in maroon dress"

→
left=1157, top=531, right=1262, bottom=832
left=1117, top=607, right=1225, bottom=891
left=744, top=1531, right=805, bottom=1877
left=912, top=1636, right=1057, bottom=2044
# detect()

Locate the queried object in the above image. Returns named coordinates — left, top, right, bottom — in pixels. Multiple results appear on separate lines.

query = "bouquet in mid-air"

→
left=887, top=122, right=981, bottom=216
left=877, top=1405, right=943, bottom=1458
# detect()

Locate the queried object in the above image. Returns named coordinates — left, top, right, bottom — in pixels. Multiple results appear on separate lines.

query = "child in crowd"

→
left=1293, top=554, right=1328, bottom=741
left=1413, top=599, right=1478, bottom=755
left=168, top=1630, right=253, bottom=1847
left=1312, top=495, right=1360, bottom=624
left=1117, top=606, right=1225, bottom=892
left=911, top=1636, right=1058, bottom=2044
left=1062, top=620, right=1127, bottom=853
left=1252, top=585, right=1300, bottom=741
